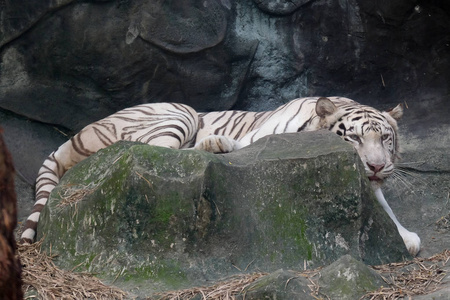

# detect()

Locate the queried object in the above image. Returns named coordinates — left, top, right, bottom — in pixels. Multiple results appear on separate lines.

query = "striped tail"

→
left=20, top=150, right=67, bottom=244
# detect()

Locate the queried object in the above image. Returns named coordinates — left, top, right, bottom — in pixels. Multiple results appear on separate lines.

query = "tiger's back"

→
left=195, top=97, right=357, bottom=152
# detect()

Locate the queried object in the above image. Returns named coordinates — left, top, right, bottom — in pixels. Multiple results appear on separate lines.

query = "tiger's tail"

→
left=20, top=140, right=81, bottom=244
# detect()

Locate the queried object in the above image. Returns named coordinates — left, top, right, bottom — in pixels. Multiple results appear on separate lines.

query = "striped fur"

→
left=21, top=102, right=198, bottom=244
left=21, top=97, right=420, bottom=256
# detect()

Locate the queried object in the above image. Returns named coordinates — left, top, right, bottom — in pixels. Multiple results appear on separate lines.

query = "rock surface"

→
left=239, top=269, right=313, bottom=299
left=37, top=132, right=409, bottom=296
left=318, top=254, right=384, bottom=300
left=2, top=0, right=448, bottom=124
left=236, top=254, right=386, bottom=299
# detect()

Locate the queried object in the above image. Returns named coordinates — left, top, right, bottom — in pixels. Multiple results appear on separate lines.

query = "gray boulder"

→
left=318, top=254, right=384, bottom=299
left=238, top=254, right=385, bottom=300
left=239, top=269, right=313, bottom=299
left=37, top=131, right=409, bottom=296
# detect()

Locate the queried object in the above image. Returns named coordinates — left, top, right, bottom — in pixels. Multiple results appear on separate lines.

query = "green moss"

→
left=121, top=259, right=188, bottom=289
left=257, top=194, right=313, bottom=261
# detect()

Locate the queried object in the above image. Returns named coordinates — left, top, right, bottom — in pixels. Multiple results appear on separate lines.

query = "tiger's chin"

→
left=368, top=176, right=384, bottom=188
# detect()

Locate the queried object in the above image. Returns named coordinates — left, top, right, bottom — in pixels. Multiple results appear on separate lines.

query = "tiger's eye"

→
left=348, top=134, right=361, bottom=143
left=381, top=134, right=390, bottom=141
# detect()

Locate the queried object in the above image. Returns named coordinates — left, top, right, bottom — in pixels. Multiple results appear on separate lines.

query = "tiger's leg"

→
left=373, top=187, right=421, bottom=256
left=194, top=135, right=243, bottom=153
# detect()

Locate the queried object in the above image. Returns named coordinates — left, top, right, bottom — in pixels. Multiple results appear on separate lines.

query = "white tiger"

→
left=21, top=97, right=421, bottom=256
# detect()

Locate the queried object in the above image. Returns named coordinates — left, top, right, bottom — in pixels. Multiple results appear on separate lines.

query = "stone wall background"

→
left=0, top=0, right=449, bottom=253
left=2, top=1, right=449, bottom=127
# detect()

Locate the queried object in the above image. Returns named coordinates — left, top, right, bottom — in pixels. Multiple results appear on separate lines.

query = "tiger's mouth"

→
left=367, top=170, right=393, bottom=182
left=368, top=175, right=383, bottom=182
left=365, top=166, right=392, bottom=182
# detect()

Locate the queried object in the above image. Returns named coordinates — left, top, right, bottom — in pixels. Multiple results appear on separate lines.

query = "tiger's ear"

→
left=385, top=103, right=403, bottom=120
left=316, top=97, right=337, bottom=118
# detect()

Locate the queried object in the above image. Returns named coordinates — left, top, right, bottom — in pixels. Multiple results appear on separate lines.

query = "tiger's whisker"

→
left=394, top=168, right=430, bottom=186
left=390, top=172, right=414, bottom=190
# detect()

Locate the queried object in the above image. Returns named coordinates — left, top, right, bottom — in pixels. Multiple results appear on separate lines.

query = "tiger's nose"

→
left=367, top=163, right=385, bottom=173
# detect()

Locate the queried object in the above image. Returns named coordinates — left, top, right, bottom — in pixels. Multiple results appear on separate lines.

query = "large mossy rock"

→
left=37, top=131, right=409, bottom=295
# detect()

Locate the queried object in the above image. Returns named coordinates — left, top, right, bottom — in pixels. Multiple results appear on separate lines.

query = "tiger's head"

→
left=316, top=97, right=403, bottom=186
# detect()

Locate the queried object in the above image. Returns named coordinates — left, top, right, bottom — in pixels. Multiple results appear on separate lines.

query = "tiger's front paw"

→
left=194, top=135, right=239, bottom=153
left=399, top=228, right=421, bottom=256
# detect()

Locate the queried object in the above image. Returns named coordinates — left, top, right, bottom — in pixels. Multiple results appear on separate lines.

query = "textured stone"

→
left=1, top=1, right=449, bottom=130
left=239, top=269, right=312, bottom=299
left=133, top=0, right=229, bottom=54
left=252, top=0, right=313, bottom=15
left=37, top=132, right=409, bottom=296
left=318, top=255, right=384, bottom=300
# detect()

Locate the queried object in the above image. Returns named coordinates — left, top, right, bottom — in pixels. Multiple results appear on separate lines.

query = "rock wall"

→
left=1, top=0, right=448, bottom=127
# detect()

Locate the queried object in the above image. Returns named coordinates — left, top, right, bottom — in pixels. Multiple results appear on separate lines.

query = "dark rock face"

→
left=1, top=1, right=448, bottom=128
left=252, top=0, right=313, bottom=15
left=37, top=132, right=409, bottom=295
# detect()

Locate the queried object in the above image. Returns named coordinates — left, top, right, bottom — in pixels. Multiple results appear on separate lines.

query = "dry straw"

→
left=18, top=241, right=449, bottom=300
left=19, top=241, right=126, bottom=300
left=155, top=273, right=268, bottom=300
left=363, top=249, right=450, bottom=300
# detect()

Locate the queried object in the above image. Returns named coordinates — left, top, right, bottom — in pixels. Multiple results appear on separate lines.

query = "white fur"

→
left=194, top=135, right=242, bottom=153
left=374, top=187, right=421, bottom=256
left=21, top=228, right=35, bottom=243
left=26, top=212, right=41, bottom=223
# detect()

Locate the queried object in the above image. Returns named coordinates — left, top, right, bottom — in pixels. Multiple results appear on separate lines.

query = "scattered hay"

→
left=155, top=268, right=326, bottom=300
left=56, top=185, right=94, bottom=208
left=363, top=249, right=450, bottom=300
left=303, top=268, right=328, bottom=300
left=19, top=240, right=126, bottom=300
left=155, top=273, right=268, bottom=300
left=17, top=240, right=449, bottom=300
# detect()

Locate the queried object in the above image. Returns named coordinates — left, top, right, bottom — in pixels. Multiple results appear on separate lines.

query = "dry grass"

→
left=363, top=249, right=450, bottom=300
left=18, top=241, right=449, bottom=300
left=155, top=273, right=268, bottom=300
left=56, top=185, right=94, bottom=208
left=19, top=240, right=126, bottom=300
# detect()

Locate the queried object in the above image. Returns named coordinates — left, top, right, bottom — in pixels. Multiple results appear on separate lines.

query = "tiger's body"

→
left=21, top=97, right=421, bottom=256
